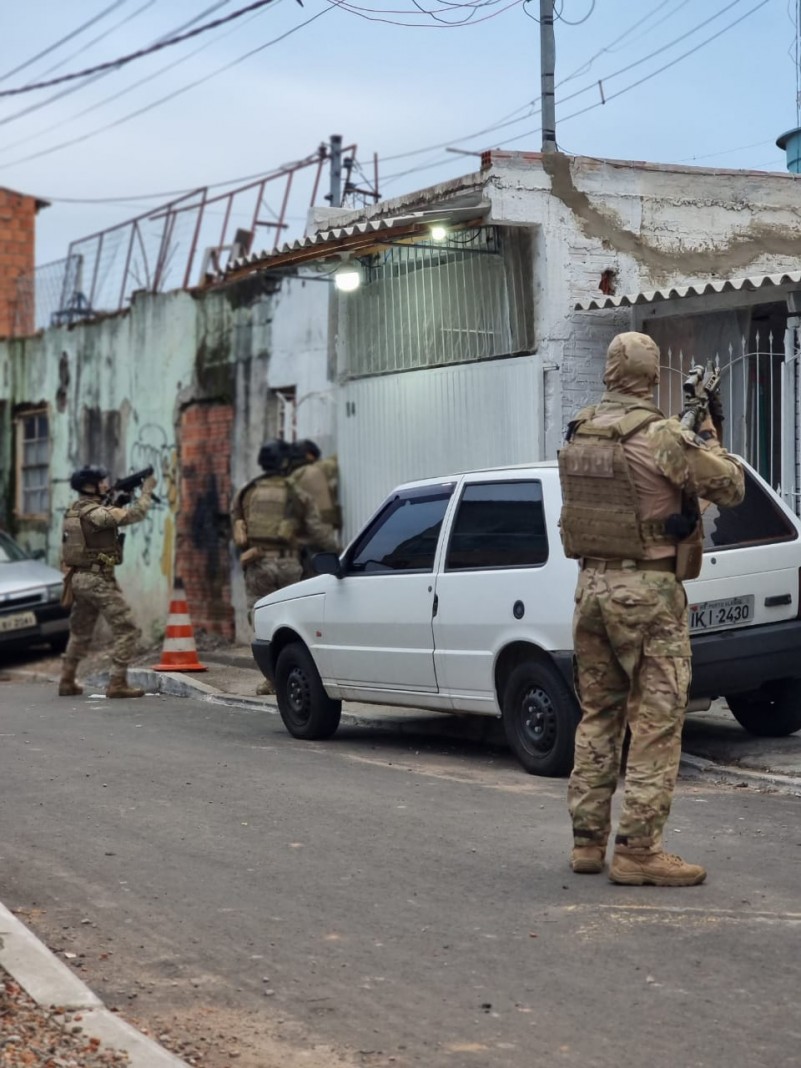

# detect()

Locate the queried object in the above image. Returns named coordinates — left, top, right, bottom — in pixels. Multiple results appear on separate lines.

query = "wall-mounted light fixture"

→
left=334, top=263, right=361, bottom=292
left=430, top=224, right=448, bottom=242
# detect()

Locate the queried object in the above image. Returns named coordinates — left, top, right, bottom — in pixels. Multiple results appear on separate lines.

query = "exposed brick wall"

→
left=0, top=188, right=38, bottom=337
left=176, top=402, right=235, bottom=640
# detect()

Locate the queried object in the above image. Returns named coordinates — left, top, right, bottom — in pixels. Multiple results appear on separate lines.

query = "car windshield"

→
left=0, top=532, right=30, bottom=563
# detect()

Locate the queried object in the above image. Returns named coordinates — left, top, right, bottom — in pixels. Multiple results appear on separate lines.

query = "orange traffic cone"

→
left=153, top=576, right=207, bottom=672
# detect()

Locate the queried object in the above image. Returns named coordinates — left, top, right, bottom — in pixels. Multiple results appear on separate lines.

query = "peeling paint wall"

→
left=0, top=275, right=332, bottom=643
left=486, top=153, right=801, bottom=434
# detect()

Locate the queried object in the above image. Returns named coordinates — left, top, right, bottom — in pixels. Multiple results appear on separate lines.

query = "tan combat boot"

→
left=58, top=657, right=83, bottom=697
left=256, top=679, right=275, bottom=696
left=570, top=844, right=606, bottom=874
left=106, top=666, right=145, bottom=699
left=610, top=841, right=706, bottom=887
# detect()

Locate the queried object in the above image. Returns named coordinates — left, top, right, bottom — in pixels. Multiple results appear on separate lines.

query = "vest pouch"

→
left=674, top=525, right=703, bottom=581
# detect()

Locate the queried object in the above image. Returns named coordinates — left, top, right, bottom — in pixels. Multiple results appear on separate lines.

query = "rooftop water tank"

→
left=776, top=127, right=801, bottom=173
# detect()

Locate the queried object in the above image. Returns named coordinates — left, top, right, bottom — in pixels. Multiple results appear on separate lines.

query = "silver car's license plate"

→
left=0, top=610, right=36, bottom=633
left=690, top=595, right=754, bottom=633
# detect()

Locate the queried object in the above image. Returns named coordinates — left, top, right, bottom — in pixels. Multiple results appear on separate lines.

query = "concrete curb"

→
left=679, top=752, right=801, bottom=796
left=0, top=901, right=189, bottom=1067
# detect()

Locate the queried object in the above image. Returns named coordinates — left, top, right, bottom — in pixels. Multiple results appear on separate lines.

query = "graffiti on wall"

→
left=129, top=423, right=178, bottom=572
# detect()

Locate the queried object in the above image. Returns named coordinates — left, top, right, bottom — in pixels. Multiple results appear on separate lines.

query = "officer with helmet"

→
left=231, top=439, right=337, bottom=693
left=59, top=463, right=157, bottom=699
left=287, top=439, right=342, bottom=576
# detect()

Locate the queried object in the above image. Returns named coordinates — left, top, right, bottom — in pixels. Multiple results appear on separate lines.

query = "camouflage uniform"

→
left=560, top=332, right=744, bottom=883
left=289, top=455, right=342, bottom=576
left=231, top=474, right=337, bottom=615
left=60, top=488, right=153, bottom=693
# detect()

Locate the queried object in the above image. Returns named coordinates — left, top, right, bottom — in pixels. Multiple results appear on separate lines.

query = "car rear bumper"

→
left=252, top=639, right=274, bottom=682
left=689, top=619, right=801, bottom=697
left=552, top=620, right=801, bottom=701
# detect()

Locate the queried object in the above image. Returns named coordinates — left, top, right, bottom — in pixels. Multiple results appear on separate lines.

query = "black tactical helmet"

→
left=298, top=438, right=321, bottom=460
left=70, top=464, right=109, bottom=493
left=257, top=439, right=289, bottom=474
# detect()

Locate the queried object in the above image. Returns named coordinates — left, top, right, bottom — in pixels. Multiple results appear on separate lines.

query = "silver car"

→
left=0, top=531, right=70, bottom=653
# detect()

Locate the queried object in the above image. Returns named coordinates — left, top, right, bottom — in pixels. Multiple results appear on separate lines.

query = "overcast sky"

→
left=1, top=0, right=798, bottom=267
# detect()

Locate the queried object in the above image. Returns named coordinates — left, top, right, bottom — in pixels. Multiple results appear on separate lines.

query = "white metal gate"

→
left=338, top=355, right=545, bottom=539
left=656, top=328, right=801, bottom=515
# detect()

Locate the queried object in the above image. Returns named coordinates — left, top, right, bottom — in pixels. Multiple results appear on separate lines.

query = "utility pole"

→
left=539, top=0, right=556, bottom=153
left=328, top=134, right=343, bottom=208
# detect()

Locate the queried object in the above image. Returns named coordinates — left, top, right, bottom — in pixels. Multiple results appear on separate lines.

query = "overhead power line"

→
left=0, top=7, right=334, bottom=171
left=0, top=0, right=279, bottom=98
left=0, top=0, right=132, bottom=84
left=380, top=0, right=769, bottom=184
left=0, top=1, right=268, bottom=144
left=32, top=1, right=160, bottom=81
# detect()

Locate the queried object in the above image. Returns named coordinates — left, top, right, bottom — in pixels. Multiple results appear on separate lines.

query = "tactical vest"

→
left=243, top=476, right=298, bottom=546
left=61, top=499, right=121, bottom=569
left=292, top=462, right=337, bottom=527
left=558, top=407, right=672, bottom=561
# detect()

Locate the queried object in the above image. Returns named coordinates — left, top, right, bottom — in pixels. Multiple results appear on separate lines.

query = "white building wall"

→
left=338, top=355, right=544, bottom=538
left=484, top=154, right=801, bottom=432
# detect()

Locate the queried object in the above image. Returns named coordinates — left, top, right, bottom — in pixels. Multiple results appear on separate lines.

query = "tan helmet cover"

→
left=603, top=332, right=660, bottom=398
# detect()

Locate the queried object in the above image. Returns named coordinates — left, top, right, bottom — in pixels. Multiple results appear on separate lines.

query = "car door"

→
left=321, top=482, right=455, bottom=693
left=432, top=476, right=573, bottom=710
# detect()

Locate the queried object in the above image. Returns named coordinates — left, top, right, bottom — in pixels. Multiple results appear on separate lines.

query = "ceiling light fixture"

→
left=334, top=264, right=361, bottom=292
left=430, top=224, right=448, bottom=242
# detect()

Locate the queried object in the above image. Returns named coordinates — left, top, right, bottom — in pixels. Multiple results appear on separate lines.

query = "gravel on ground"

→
left=0, top=967, right=129, bottom=1066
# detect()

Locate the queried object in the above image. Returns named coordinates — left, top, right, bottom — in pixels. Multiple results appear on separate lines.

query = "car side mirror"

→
left=312, top=551, right=343, bottom=579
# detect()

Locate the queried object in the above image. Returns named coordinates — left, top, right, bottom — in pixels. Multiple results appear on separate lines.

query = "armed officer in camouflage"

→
left=558, top=332, right=744, bottom=887
left=59, top=464, right=157, bottom=699
left=288, top=439, right=342, bottom=576
left=231, top=439, right=337, bottom=693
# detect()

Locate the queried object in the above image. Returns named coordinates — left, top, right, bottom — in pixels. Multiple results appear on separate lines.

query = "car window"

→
left=0, top=532, right=29, bottom=563
left=347, top=486, right=454, bottom=573
left=702, top=469, right=798, bottom=550
left=445, top=480, right=549, bottom=570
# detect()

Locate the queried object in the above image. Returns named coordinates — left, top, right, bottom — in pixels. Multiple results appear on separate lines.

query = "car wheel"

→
left=275, top=642, right=342, bottom=741
left=726, top=681, right=801, bottom=737
left=501, top=658, right=580, bottom=776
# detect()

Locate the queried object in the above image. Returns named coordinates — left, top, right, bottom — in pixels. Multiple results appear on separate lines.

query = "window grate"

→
left=340, top=226, right=535, bottom=378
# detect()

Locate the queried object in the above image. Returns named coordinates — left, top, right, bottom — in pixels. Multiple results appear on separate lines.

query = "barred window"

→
left=16, top=409, right=50, bottom=517
left=339, top=226, right=535, bottom=378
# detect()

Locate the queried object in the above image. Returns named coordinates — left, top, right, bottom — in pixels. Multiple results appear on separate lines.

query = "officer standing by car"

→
left=288, top=439, right=342, bottom=576
left=558, top=331, right=744, bottom=887
left=59, top=464, right=156, bottom=699
left=231, top=439, right=337, bottom=693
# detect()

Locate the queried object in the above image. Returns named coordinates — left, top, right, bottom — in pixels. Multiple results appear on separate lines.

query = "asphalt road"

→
left=1, top=683, right=800, bottom=1068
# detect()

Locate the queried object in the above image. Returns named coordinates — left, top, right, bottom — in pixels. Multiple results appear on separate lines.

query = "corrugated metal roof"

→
left=219, top=202, right=491, bottom=281
left=575, top=270, right=801, bottom=311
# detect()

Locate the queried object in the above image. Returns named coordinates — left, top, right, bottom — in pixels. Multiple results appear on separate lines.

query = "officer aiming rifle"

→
left=679, top=361, right=724, bottom=438
left=105, top=465, right=161, bottom=507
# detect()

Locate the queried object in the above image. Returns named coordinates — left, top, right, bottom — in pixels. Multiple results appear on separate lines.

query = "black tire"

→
left=501, top=658, right=581, bottom=776
left=726, top=681, right=801, bottom=737
left=49, top=634, right=69, bottom=654
left=275, top=642, right=342, bottom=740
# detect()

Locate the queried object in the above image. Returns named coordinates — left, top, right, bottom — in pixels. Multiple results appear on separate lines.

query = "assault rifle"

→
left=679, top=361, right=722, bottom=434
left=106, top=465, right=161, bottom=507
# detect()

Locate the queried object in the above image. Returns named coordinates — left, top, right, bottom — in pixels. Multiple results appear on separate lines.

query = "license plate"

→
left=0, top=610, right=36, bottom=633
left=690, top=595, right=754, bottom=633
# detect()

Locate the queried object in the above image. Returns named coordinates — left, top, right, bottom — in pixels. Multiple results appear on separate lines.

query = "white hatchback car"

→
left=252, top=460, right=801, bottom=776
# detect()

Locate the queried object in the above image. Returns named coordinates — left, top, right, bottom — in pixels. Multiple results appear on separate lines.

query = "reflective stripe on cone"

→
left=153, top=576, right=207, bottom=672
